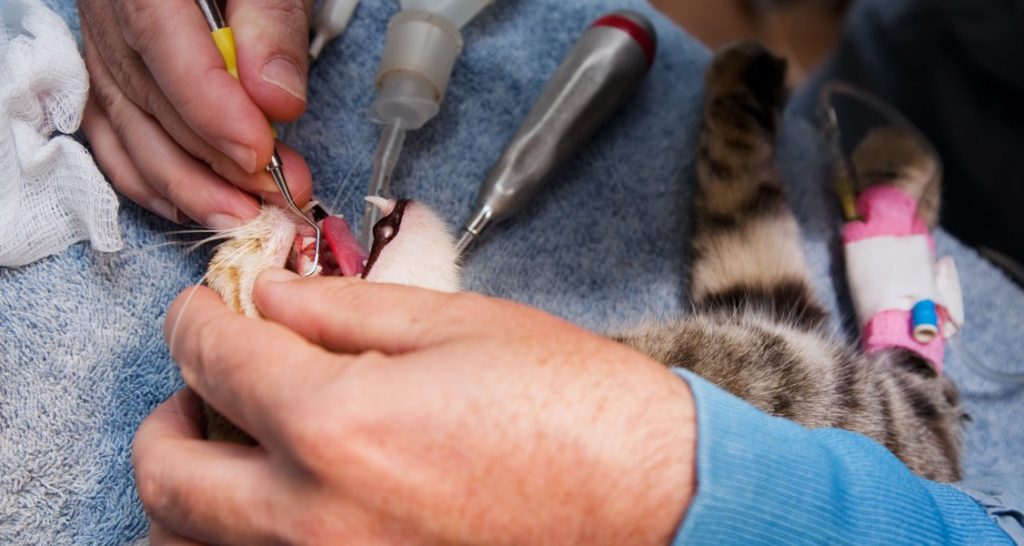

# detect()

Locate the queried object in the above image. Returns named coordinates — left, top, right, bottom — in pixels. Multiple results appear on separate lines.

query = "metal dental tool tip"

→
left=195, top=0, right=322, bottom=276
left=456, top=10, right=656, bottom=256
left=268, top=152, right=321, bottom=277
left=455, top=232, right=474, bottom=256
left=454, top=206, right=491, bottom=255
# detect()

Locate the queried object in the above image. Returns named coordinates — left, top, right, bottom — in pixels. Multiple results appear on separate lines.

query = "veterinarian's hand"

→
left=78, top=0, right=314, bottom=228
left=137, top=270, right=697, bottom=545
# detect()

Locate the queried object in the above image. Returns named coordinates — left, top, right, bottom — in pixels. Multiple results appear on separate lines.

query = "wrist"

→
left=577, top=363, right=697, bottom=546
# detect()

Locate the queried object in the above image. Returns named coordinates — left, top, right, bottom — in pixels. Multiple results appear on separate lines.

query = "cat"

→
left=612, top=41, right=962, bottom=482
left=201, top=41, right=963, bottom=482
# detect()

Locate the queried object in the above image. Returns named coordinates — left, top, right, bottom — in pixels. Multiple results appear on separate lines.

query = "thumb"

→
left=252, top=269, right=493, bottom=354
left=228, top=0, right=313, bottom=121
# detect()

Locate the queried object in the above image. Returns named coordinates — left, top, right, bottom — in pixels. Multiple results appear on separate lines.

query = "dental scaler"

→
left=455, top=10, right=657, bottom=255
left=361, top=0, right=496, bottom=247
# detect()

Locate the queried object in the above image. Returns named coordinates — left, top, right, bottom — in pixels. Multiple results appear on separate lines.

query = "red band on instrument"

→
left=591, top=14, right=656, bottom=66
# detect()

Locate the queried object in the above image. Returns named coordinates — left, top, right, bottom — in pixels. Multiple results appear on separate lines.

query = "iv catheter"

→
left=360, top=0, right=495, bottom=248
left=194, top=0, right=321, bottom=276
left=455, top=10, right=657, bottom=255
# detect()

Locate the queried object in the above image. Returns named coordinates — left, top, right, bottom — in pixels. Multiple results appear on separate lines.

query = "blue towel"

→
left=1, top=0, right=1021, bottom=543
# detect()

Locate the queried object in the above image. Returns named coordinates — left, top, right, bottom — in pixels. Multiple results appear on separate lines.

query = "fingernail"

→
left=149, top=198, right=182, bottom=224
left=205, top=213, right=244, bottom=230
left=259, top=267, right=300, bottom=283
left=260, top=57, right=306, bottom=103
left=218, top=140, right=258, bottom=173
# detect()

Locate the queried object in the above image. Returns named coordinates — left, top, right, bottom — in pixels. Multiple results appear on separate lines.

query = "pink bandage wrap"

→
left=842, top=186, right=944, bottom=373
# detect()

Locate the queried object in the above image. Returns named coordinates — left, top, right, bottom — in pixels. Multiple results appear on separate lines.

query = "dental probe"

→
left=455, top=10, right=657, bottom=256
left=195, top=0, right=321, bottom=275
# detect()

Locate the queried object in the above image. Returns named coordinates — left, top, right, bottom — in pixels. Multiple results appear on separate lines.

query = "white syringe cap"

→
left=371, top=9, right=464, bottom=130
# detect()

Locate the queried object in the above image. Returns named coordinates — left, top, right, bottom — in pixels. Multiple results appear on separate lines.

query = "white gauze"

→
left=0, top=0, right=121, bottom=267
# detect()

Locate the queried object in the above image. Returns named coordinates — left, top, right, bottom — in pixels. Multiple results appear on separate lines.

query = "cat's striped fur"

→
left=614, top=42, right=964, bottom=482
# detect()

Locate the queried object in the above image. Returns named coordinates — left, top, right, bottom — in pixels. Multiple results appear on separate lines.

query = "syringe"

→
left=361, top=0, right=494, bottom=248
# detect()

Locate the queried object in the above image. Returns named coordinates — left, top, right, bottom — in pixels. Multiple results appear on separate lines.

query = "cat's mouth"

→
left=289, top=208, right=365, bottom=277
left=287, top=198, right=406, bottom=278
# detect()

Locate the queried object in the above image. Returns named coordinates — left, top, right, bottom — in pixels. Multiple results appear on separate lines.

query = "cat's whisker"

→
left=329, top=152, right=367, bottom=215
left=104, top=240, right=207, bottom=262
left=163, top=228, right=226, bottom=236
left=184, top=232, right=241, bottom=253
left=168, top=269, right=216, bottom=355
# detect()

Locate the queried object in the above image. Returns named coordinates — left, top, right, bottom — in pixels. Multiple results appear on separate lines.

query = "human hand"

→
left=78, top=0, right=314, bottom=229
left=136, top=270, right=697, bottom=545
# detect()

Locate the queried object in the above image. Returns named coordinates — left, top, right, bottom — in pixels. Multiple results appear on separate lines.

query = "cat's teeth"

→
left=364, top=195, right=395, bottom=215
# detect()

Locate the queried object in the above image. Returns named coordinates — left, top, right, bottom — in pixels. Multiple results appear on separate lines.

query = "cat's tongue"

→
left=322, top=216, right=366, bottom=277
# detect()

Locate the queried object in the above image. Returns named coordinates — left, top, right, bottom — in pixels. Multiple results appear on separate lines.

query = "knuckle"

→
left=200, top=149, right=241, bottom=181
left=318, top=278, right=364, bottom=308
left=447, top=291, right=490, bottom=313
left=284, top=354, right=384, bottom=469
left=284, top=420, right=336, bottom=473
left=154, top=164, right=197, bottom=205
left=284, top=400, right=345, bottom=468
left=132, top=446, right=169, bottom=515
left=180, top=313, right=232, bottom=383
left=259, top=0, right=310, bottom=26
left=90, top=77, right=128, bottom=119
left=117, top=2, right=160, bottom=55
left=165, top=80, right=201, bottom=121
left=119, top=66, right=162, bottom=117
left=436, top=291, right=492, bottom=326
left=281, top=510, right=334, bottom=546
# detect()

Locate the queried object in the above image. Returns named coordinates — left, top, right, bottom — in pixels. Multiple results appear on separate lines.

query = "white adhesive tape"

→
left=845, top=234, right=937, bottom=327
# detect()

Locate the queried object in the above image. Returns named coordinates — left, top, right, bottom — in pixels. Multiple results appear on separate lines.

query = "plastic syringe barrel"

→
left=459, top=11, right=656, bottom=247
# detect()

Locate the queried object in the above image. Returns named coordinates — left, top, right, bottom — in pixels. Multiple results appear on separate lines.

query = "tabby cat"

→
left=614, top=41, right=962, bottom=482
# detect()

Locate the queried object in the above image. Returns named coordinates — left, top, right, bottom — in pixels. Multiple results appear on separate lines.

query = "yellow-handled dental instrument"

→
left=194, top=0, right=321, bottom=276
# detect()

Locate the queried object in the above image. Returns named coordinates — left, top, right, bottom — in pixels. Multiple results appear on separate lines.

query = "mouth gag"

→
left=195, top=0, right=322, bottom=276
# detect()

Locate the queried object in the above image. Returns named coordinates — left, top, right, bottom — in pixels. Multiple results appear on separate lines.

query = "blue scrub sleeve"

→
left=670, top=369, right=1015, bottom=545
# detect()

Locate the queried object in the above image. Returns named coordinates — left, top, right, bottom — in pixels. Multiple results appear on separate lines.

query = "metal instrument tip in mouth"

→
left=267, top=151, right=321, bottom=276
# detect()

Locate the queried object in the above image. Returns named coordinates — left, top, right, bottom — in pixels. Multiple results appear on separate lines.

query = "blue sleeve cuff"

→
left=670, top=369, right=1014, bottom=545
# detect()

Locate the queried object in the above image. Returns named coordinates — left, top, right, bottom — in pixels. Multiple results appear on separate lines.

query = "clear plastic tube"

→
left=362, top=121, right=407, bottom=248
left=950, top=337, right=1024, bottom=386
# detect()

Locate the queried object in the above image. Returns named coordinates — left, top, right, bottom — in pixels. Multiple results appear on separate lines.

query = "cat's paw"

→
left=705, top=41, right=788, bottom=134
left=851, top=126, right=942, bottom=228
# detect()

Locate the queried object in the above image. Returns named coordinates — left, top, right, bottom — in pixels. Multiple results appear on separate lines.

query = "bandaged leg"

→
left=843, top=186, right=955, bottom=372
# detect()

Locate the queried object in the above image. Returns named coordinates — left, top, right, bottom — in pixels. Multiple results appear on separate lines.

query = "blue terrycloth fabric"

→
left=672, top=369, right=1015, bottom=545
left=0, top=0, right=1021, bottom=544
